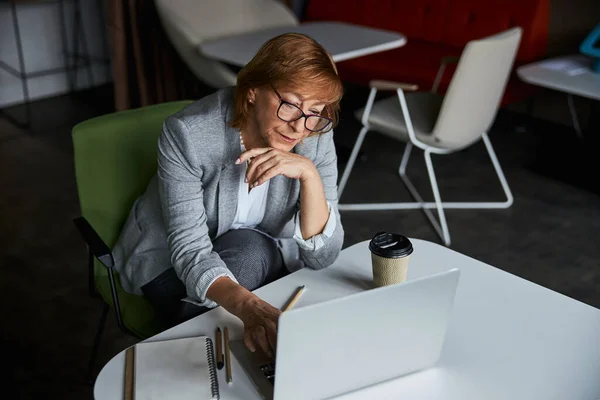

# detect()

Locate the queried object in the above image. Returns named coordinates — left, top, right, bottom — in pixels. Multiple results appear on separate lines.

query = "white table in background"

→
left=517, top=54, right=600, bottom=137
left=94, top=239, right=600, bottom=400
left=199, top=21, right=406, bottom=68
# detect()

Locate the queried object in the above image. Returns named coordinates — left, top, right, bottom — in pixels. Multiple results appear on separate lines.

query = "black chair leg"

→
left=88, top=303, right=110, bottom=384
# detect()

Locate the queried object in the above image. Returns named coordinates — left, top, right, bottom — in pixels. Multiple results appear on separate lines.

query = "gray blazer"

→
left=112, top=87, right=344, bottom=306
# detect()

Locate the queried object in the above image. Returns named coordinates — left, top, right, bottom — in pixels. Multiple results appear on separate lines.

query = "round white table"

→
left=199, top=21, right=407, bottom=68
left=95, top=239, right=600, bottom=399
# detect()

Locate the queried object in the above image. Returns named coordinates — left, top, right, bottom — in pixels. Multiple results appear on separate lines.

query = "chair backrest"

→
left=73, top=101, right=193, bottom=247
left=72, top=101, right=192, bottom=337
left=431, top=27, right=522, bottom=147
left=155, top=0, right=298, bottom=87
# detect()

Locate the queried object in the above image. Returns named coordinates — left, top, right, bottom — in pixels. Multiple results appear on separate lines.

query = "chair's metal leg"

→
left=399, top=149, right=433, bottom=212
left=107, top=268, right=127, bottom=333
left=12, top=3, right=31, bottom=127
left=341, top=134, right=512, bottom=210
left=423, top=150, right=451, bottom=246
left=399, top=145, right=449, bottom=244
left=72, top=0, right=81, bottom=89
left=339, top=133, right=511, bottom=246
left=567, top=94, right=584, bottom=140
left=58, top=0, right=74, bottom=92
left=338, top=125, right=369, bottom=199
left=75, top=0, right=94, bottom=87
left=398, top=142, right=413, bottom=176
left=88, top=303, right=110, bottom=383
left=481, top=132, right=513, bottom=208
left=338, top=87, right=379, bottom=199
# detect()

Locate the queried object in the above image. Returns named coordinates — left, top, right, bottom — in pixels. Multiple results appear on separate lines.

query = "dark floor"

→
left=2, top=84, right=599, bottom=399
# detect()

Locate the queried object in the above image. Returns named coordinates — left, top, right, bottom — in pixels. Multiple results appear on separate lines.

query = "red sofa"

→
left=303, top=0, right=549, bottom=106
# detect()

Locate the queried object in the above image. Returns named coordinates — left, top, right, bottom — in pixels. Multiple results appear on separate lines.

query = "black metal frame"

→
left=0, top=0, right=110, bottom=128
left=73, top=216, right=138, bottom=381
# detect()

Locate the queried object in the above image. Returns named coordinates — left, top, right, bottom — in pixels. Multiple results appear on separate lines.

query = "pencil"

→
left=283, top=285, right=306, bottom=311
left=216, top=327, right=224, bottom=370
left=224, top=326, right=232, bottom=384
left=124, top=346, right=135, bottom=400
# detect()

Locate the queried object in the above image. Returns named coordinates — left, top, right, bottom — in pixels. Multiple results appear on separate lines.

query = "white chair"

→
left=155, top=0, right=298, bottom=88
left=338, top=28, right=522, bottom=246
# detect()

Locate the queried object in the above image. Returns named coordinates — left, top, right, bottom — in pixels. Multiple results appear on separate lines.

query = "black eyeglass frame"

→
left=270, top=85, right=333, bottom=133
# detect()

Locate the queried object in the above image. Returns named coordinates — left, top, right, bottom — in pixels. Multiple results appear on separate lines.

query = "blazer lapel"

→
left=259, top=143, right=305, bottom=235
left=259, top=174, right=293, bottom=235
left=217, top=104, right=242, bottom=237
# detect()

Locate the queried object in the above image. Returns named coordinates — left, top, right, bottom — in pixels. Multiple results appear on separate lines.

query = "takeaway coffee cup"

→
left=369, top=232, right=414, bottom=287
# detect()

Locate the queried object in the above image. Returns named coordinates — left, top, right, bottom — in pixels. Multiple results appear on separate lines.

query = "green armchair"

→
left=71, top=100, right=193, bottom=378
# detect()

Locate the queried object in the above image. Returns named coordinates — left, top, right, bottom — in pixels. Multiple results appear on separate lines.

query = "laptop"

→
left=230, top=268, right=460, bottom=400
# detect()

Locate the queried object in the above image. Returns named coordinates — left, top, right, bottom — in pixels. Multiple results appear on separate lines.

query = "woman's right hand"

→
left=206, top=277, right=281, bottom=358
left=237, top=296, right=282, bottom=358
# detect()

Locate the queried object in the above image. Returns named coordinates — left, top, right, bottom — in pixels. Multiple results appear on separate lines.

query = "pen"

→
left=224, top=326, right=232, bottom=384
left=283, top=285, right=306, bottom=311
left=216, top=327, right=224, bottom=370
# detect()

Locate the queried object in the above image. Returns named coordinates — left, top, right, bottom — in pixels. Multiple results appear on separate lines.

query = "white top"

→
left=94, top=239, right=600, bottom=400
left=199, top=21, right=407, bottom=68
left=517, top=54, right=600, bottom=100
left=230, top=157, right=271, bottom=230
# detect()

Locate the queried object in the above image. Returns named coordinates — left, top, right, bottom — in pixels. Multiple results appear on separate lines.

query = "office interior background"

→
left=1, top=0, right=599, bottom=398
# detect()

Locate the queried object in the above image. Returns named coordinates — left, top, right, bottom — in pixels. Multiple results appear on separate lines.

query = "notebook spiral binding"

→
left=205, top=337, right=220, bottom=399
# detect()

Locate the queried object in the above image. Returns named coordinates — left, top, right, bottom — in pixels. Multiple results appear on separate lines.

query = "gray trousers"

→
left=142, top=228, right=287, bottom=330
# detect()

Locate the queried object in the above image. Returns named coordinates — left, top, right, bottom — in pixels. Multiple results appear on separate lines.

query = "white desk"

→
left=94, top=239, right=600, bottom=400
left=199, top=21, right=406, bottom=68
left=517, top=54, right=600, bottom=137
left=517, top=54, right=600, bottom=101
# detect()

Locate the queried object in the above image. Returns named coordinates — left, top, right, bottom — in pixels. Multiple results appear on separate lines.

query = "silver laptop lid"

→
left=274, top=268, right=460, bottom=400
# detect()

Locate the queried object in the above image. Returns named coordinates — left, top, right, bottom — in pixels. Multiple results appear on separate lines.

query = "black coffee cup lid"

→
left=369, top=232, right=413, bottom=258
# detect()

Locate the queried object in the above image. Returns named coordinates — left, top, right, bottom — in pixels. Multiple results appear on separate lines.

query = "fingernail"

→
left=235, top=158, right=241, bottom=164
left=244, top=177, right=248, bottom=183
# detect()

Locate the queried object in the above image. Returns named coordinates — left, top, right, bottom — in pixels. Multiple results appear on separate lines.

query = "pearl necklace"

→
left=240, top=131, right=251, bottom=165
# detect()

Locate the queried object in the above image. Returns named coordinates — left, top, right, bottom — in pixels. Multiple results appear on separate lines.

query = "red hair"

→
left=232, top=33, right=343, bottom=134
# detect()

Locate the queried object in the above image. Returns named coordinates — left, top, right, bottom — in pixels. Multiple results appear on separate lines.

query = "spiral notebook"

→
left=133, top=336, right=219, bottom=400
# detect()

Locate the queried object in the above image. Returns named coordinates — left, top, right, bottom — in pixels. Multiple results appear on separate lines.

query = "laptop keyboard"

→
left=260, top=362, right=276, bottom=385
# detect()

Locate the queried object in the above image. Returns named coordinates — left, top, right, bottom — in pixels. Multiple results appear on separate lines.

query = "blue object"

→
left=580, top=23, right=600, bottom=73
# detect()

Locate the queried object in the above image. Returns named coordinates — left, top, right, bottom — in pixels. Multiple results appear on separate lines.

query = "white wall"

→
left=0, top=0, right=112, bottom=108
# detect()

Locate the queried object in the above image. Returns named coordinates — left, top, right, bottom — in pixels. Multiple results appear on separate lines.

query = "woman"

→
left=113, top=33, right=344, bottom=358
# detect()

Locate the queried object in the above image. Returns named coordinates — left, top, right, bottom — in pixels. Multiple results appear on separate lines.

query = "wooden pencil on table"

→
left=283, top=285, right=306, bottom=311
left=224, top=327, right=232, bottom=384
left=124, top=346, right=135, bottom=400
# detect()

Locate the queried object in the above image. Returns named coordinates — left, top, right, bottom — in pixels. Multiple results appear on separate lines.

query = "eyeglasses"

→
left=271, top=85, right=333, bottom=133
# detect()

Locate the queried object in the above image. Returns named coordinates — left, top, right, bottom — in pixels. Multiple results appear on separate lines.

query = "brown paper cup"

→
left=369, top=232, right=413, bottom=287
left=371, top=253, right=411, bottom=287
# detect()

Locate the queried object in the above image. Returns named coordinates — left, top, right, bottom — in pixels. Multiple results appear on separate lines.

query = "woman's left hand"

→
left=236, top=147, right=317, bottom=188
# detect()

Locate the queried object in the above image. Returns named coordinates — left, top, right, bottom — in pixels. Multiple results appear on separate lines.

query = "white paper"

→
left=541, top=59, right=589, bottom=76
left=134, top=336, right=217, bottom=400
